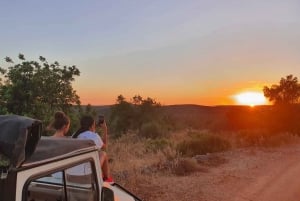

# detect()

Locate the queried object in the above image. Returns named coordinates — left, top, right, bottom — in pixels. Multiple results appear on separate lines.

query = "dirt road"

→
left=143, top=143, right=300, bottom=201
left=232, top=147, right=300, bottom=201
left=199, top=144, right=300, bottom=201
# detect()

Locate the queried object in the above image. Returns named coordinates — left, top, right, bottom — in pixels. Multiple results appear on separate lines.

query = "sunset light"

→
left=234, top=92, right=267, bottom=107
left=0, top=1, right=298, bottom=107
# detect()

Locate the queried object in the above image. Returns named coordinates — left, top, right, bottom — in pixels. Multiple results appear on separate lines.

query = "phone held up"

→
left=97, top=115, right=105, bottom=126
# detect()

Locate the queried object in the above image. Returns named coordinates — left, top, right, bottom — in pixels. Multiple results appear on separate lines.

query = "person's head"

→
left=80, top=115, right=96, bottom=132
left=50, top=111, right=70, bottom=135
left=72, top=115, right=95, bottom=138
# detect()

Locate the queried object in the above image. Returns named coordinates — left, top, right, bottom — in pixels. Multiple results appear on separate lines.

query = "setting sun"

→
left=234, top=92, right=267, bottom=107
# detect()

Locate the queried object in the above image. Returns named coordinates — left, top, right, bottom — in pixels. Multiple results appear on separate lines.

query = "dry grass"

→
left=107, top=130, right=300, bottom=201
left=108, top=133, right=174, bottom=174
left=107, top=130, right=228, bottom=200
left=234, top=130, right=300, bottom=147
left=172, top=157, right=202, bottom=176
left=108, top=133, right=177, bottom=200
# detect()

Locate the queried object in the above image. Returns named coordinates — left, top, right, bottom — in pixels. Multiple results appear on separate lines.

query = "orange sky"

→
left=1, top=1, right=299, bottom=106
left=76, top=80, right=272, bottom=106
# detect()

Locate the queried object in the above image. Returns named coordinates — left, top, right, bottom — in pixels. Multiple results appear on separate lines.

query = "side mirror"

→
left=101, top=186, right=114, bottom=201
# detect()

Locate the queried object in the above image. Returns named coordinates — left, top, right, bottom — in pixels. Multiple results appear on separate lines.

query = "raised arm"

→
left=100, top=120, right=108, bottom=150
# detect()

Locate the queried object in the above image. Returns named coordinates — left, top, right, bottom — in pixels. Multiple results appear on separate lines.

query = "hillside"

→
left=162, top=104, right=234, bottom=130
left=99, top=103, right=300, bottom=201
left=90, top=104, right=272, bottom=131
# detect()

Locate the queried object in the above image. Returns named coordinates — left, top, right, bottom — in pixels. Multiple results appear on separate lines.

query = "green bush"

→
left=0, top=154, right=10, bottom=167
left=235, top=130, right=265, bottom=147
left=176, top=133, right=231, bottom=157
left=145, top=138, right=171, bottom=153
left=139, top=121, right=166, bottom=139
left=234, top=130, right=297, bottom=147
left=261, top=132, right=297, bottom=147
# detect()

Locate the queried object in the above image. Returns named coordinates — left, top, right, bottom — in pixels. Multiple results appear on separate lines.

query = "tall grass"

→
left=176, top=131, right=231, bottom=157
left=234, top=130, right=300, bottom=147
left=107, top=129, right=299, bottom=200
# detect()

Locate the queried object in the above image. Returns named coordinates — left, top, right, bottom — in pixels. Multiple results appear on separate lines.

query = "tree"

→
left=109, top=95, right=134, bottom=137
left=263, top=74, right=300, bottom=105
left=0, top=66, right=7, bottom=113
left=109, top=94, right=169, bottom=138
left=81, top=103, right=97, bottom=118
left=0, top=54, right=81, bottom=121
left=263, top=75, right=300, bottom=134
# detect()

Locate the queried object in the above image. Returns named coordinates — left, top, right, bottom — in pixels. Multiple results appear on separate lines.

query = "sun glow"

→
left=234, top=92, right=267, bottom=107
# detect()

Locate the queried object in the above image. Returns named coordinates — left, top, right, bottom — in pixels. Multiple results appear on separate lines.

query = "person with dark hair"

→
left=48, top=111, right=70, bottom=137
left=72, top=115, right=112, bottom=182
left=48, top=111, right=71, bottom=179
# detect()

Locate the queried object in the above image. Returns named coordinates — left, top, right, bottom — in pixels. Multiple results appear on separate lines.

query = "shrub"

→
left=234, top=130, right=299, bottom=147
left=235, top=130, right=265, bottom=147
left=145, top=138, right=171, bottom=153
left=261, top=132, right=298, bottom=147
left=173, top=158, right=199, bottom=176
left=176, top=133, right=231, bottom=156
left=0, top=154, right=10, bottom=167
left=139, top=121, right=166, bottom=139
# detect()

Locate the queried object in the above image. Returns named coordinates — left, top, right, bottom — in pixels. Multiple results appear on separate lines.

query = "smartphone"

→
left=98, top=115, right=104, bottom=126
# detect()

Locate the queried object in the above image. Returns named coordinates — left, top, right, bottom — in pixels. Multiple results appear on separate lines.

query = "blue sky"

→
left=1, top=0, right=299, bottom=105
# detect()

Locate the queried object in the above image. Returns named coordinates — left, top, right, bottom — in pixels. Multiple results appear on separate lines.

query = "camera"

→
left=97, top=115, right=104, bottom=126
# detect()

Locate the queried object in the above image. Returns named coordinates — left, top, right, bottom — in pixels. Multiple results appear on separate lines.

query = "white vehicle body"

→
left=0, top=115, right=142, bottom=201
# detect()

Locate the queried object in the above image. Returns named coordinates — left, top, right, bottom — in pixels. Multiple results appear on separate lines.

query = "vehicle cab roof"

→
left=0, top=115, right=98, bottom=170
left=22, top=137, right=98, bottom=168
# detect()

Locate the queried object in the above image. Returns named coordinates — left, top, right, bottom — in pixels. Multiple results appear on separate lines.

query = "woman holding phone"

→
left=72, top=114, right=112, bottom=182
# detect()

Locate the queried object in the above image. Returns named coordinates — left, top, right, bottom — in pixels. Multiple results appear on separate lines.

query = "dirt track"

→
left=145, top=143, right=300, bottom=201
left=232, top=147, right=300, bottom=201
left=199, top=144, right=300, bottom=201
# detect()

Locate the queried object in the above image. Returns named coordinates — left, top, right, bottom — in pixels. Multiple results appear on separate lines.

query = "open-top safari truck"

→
left=0, top=115, right=142, bottom=201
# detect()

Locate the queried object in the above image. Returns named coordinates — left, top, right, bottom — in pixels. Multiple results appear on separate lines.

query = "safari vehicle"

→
left=0, top=115, right=142, bottom=201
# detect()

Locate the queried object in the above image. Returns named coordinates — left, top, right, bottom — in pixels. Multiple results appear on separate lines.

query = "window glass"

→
left=25, top=161, right=97, bottom=201
left=65, top=162, right=97, bottom=201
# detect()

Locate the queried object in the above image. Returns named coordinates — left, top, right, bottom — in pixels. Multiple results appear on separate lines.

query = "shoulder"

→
left=78, top=131, right=103, bottom=148
left=78, top=131, right=99, bottom=139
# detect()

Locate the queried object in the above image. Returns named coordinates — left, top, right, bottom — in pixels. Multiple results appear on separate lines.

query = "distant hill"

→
left=163, top=104, right=270, bottom=130
left=89, top=105, right=112, bottom=116
left=162, top=104, right=244, bottom=130
left=87, top=104, right=271, bottom=130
